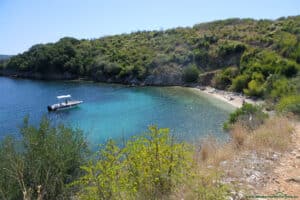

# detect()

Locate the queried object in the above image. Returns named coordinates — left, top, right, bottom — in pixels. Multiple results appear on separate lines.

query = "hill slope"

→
left=1, top=16, right=299, bottom=97
left=0, top=55, right=12, bottom=61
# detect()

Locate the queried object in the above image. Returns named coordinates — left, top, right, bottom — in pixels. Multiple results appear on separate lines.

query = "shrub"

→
left=183, top=64, right=200, bottom=83
left=276, top=60, right=299, bottom=77
left=230, top=74, right=250, bottom=92
left=212, top=67, right=238, bottom=90
left=224, top=103, right=268, bottom=130
left=265, top=76, right=295, bottom=100
left=194, top=49, right=209, bottom=66
left=276, top=95, right=300, bottom=115
left=217, top=41, right=246, bottom=56
left=74, top=126, right=192, bottom=199
left=243, top=80, right=264, bottom=97
left=103, top=62, right=122, bottom=75
left=0, top=117, right=88, bottom=200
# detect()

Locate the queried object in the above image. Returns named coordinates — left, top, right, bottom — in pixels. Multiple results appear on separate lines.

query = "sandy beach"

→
left=190, top=86, right=263, bottom=108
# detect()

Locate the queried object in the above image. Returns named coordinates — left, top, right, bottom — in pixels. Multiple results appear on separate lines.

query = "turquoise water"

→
left=0, top=77, right=235, bottom=147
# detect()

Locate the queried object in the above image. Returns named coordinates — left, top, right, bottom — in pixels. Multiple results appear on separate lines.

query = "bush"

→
left=73, top=126, right=192, bottom=199
left=276, top=60, right=299, bottom=77
left=0, top=117, right=88, bottom=200
left=217, top=41, right=246, bottom=56
left=229, top=74, right=250, bottom=92
left=183, top=64, right=200, bottom=83
left=224, top=103, right=268, bottom=130
left=103, top=62, right=122, bottom=75
left=212, top=67, right=238, bottom=90
left=276, top=95, right=300, bottom=115
left=243, top=80, right=264, bottom=97
left=265, top=76, right=295, bottom=101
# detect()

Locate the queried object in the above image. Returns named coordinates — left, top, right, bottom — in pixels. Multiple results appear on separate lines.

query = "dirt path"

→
left=258, top=121, right=300, bottom=199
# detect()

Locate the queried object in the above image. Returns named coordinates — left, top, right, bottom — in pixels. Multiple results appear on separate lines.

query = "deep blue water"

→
left=0, top=77, right=235, bottom=148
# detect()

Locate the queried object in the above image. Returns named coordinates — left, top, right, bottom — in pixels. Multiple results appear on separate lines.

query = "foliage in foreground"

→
left=72, top=126, right=230, bottom=200
left=0, top=111, right=295, bottom=200
left=0, top=117, right=88, bottom=200
left=0, top=119, right=231, bottom=200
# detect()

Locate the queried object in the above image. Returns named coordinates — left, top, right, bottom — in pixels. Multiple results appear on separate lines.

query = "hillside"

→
left=0, top=55, right=12, bottom=61
left=1, top=16, right=300, bottom=99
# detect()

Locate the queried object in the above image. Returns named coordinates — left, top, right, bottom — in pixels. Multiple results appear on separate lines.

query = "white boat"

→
left=48, top=94, right=83, bottom=111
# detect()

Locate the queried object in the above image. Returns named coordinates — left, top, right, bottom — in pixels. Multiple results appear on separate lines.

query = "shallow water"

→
left=0, top=77, right=235, bottom=147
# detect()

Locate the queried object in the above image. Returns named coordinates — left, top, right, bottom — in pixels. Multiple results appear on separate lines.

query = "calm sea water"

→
left=0, top=77, right=235, bottom=148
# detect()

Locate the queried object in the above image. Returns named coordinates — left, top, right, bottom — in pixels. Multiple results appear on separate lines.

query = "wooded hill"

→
left=1, top=16, right=300, bottom=101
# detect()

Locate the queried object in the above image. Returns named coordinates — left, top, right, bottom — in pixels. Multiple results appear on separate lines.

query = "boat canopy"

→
left=57, top=94, right=71, bottom=99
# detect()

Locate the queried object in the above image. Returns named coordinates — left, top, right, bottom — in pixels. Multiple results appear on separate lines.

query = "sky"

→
left=0, top=0, right=299, bottom=55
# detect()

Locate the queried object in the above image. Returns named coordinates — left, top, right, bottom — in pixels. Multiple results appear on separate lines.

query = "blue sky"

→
left=0, top=0, right=299, bottom=54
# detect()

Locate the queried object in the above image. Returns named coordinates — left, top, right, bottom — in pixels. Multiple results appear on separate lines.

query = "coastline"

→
left=1, top=75, right=262, bottom=109
left=189, top=86, right=263, bottom=108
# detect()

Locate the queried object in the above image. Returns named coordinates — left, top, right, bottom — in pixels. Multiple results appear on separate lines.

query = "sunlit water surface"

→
left=0, top=77, right=235, bottom=148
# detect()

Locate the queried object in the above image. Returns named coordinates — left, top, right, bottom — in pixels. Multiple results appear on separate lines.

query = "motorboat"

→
left=48, top=94, right=83, bottom=111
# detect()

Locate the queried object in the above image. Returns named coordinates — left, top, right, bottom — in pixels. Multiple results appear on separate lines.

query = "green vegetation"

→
left=1, top=16, right=299, bottom=88
left=2, top=16, right=300, bottom=114
left=223, top=103, right=268, bottom=130
left=2, top=16, right=299, bottom=112
left=0, top=117, right=88, bottom=200
left=212, top=67, right=239, bottom=89
left=276, top=95, right=300, bottom=115
left=73, top=126, right=192, bottom=199
left=1, top=16, right=299, bottom=199
left=0, top=119, right=231, bottom=200
left=183, top=64, right=200, bottom=82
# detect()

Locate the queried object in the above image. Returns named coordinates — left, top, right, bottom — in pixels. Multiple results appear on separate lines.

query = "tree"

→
left=230, top=74, right=250, bottom=92
left=0, top=117, right=88, bottom=200
left=183, top=64, right=200, bottom=83
left=243, top=80, right=264, bottom=97
left=213, top=67, right=238, bottom=90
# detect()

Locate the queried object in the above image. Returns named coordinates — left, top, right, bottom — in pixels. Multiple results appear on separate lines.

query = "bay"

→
left=0, top=77, right=235, bottom=148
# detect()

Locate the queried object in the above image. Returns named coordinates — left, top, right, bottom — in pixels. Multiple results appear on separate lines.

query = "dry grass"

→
left=230, top=123, right=249, bottom=150
left=196, top=136, right=236, bottom=166
left=173, top=116, right=295, bottom=199
left=212, top=143, right=236, bottom=166
left=194, top=116, right=294, bottom=167
left=246, top=116, right=294, bottom=151
left=198, top=136, right=218, bottom=162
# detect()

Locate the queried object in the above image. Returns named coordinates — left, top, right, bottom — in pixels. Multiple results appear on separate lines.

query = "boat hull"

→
left=47, top=101, right=83, bottom=111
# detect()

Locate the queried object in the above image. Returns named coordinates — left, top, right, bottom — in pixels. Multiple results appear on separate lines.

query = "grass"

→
left=194, top=116, right=294, bottom=168
left=230, top=123, right=248, bottom=149
left=247, top=116, right=294, bottom=151
left=172, top=115, right=296, bottom=199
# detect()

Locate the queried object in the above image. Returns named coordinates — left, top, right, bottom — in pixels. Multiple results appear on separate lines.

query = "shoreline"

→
left=1, top=75, right=263, bottom=109
left=189, top=86, right=263, bottom=108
